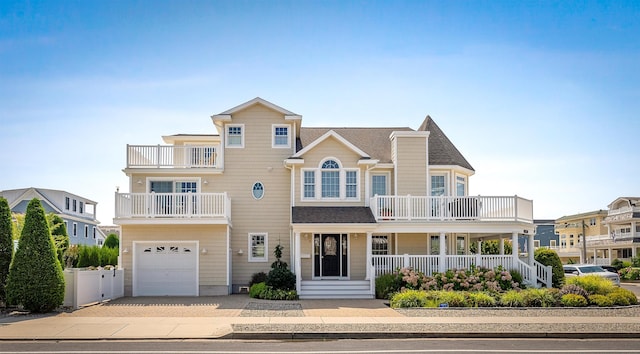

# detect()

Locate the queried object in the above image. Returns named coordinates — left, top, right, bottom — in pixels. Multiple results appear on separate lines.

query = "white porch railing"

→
left=127, top=144, right=220, bottom=168
left=370, top=195, right=533, bottom=222
left=371, top=254, right=551, bottom=288
left=114, top=192, right=230, bottom=220
left=608, top=205, right=640, bottom=217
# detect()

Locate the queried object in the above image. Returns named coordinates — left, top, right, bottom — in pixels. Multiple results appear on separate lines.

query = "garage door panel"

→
left=134, top=242, right=198, bottom=296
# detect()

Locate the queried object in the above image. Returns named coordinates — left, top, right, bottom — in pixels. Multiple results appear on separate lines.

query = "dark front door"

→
left=321, top=234, right=340, bottom=277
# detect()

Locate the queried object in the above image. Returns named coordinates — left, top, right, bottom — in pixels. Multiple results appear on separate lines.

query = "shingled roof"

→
left=292, top=207, right=377, bottom=224
left=418, top=116, right=474, bottom=171
left=297, top=116, right=474, bottom=171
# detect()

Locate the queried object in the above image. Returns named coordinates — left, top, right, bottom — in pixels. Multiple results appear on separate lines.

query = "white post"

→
left=499, top=237, right=505, bottom=255
left=476, top=239, right=482, bottom=266
left=511, top=232, right=518, bottom=264
left=365, top=232, right=372, bottom=280
left=528, top=234, right=534, bottom=265
left=295, top=232, right=301, bottom=294
left=439, top=232, right=446, bottom=272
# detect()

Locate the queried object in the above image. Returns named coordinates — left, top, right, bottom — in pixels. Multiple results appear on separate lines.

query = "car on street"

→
left=600, top=265, right=619, bottom=273
left=563, top=264, right=620, bottom=285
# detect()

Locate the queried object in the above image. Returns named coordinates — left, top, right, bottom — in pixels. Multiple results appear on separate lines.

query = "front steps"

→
left=299, top=280, right=374, bottom=299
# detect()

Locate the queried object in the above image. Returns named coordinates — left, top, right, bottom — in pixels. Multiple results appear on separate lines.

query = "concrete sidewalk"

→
left=1, top=295, right=639, bottom=340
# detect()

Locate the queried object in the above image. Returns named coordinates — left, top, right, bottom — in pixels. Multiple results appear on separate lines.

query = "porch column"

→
left=528, top=234, right=534, bottom=266
left=476, top=239, right=482, bottom=265
left=632, top=221, right=637, bottom=239
left=593, top=248, right=597, bottom=263
left=511, top=232, right=519, bottom=264
left=365, top=232, right=372, bottom=280
left=499, top=237, right=505, bottom=255
left=295, top=232, right=301, bottom=294
left=439, top=232, right=446, bottom=272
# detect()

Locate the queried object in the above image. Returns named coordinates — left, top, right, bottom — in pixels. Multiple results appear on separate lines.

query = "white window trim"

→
left=300, top=158, right=360, bottom=202
left=550, top=240, right=557, bottom=247
left=225, top=124, right=245, bottom=148
left=455, top=174, right=467, bottom=197
left=272, top=124, right=291, bottom=148
left=371, top=172, right=390, bottom=196
left=248, top=233, right=268, bottom=262
left=430, top=172, right=449, bottom=196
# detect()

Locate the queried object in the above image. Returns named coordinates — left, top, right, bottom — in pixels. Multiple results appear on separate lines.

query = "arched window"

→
left=252, top=182, right=264, bottom=200
left=321, top=159, right=340, bottom=198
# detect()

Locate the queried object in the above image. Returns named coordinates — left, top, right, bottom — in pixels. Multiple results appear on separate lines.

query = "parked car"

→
left=600, top=265, right=618, bottom=273
left=563, top=264, right=620, bottom=285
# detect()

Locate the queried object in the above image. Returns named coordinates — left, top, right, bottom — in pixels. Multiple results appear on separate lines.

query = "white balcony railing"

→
left=370, top=195, right=532, bottom=222
left=114, top=192, right=230, bottom=220
left=608, top=205, right=640, bottom=217
left=127, top=145, right=219, bottom=168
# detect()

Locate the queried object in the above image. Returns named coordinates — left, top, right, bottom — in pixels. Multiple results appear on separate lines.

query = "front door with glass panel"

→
left=313, top=234, right=348, bottom=278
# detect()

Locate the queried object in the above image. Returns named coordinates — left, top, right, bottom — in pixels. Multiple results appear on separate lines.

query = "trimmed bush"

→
left=375, top=273, right=401, bottom=299
left=6, top=199, right=65, bottom=312
left=609, top=288, right=638, bottom=306
left=249, top=282, right=266, bottom=298
left=0, top=197, right=13, bottom=305
left=259, top=286, right=298, bottom=300
left=390, top=289, right=428, bottom=308
left=265, top=267, right=296, bottom=291
left=249, top=271, right=268, bottom=287
left=468, top=291, right=497, bottom=307
left=534, top=248, right=564, bottom=288
left=565, top=275, right=616, bottom=295
left=589, top=294, right=614, bottom=307
left=611, top=258, right=624, bottom=270
left=521, top=288, right=556, bottom=307
left=500, top=290, right=525, bottom=307
left=561, top=293, right=588, bottom=307
left=103, top=234, right=119, bottom=249
left=436, top=290, right=468, bottom=307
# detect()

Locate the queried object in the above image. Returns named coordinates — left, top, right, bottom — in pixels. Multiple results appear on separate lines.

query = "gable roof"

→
left=215, top=97, right=301, bottom=118
left=418, top=116, right=474, bottom=171
left=293, top=130, right=372, bottom=159
left=299, top=127, right=412, bottom=163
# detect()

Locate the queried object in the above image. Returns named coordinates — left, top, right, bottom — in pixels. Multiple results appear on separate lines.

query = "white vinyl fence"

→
left=63, top=268, right=124, bottom=309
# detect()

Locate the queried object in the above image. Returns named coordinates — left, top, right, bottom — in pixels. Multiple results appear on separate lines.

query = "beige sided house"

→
left=114, top=97, right=550, bottom=298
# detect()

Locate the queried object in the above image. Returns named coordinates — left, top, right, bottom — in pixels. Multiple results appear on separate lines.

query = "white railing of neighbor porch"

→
left=114, top=192, right=230, bottom=219
left=127, top=145, right=219, bottom=168
left=370, top=195, right=533, bottom=222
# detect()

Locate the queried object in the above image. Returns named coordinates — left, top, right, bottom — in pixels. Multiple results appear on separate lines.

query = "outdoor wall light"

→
left=136, top=180, right=143, bottom=185
left=203, top=180, right=209, bottom=185
left=237, top=249, right=243, bottom=255
left=123, top=248, right=129, bottom=254
left=201, top=248, right=208, bottom=254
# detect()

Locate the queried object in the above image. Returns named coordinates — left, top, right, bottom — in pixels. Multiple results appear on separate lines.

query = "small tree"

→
left=103, top=233, right=119, bottom=249
left=534, top=248, right=564, bottom=288
left=6, top=199, right=65, bottom=312
left=0, top=197, right=13, bottom=305
left=265, top=244, right=296, bottom=290
left=47, top=214, right=69, bottom=269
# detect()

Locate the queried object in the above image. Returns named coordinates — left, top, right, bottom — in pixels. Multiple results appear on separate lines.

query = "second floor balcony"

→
left=370, top=195, right=533, bottom=223
left=127, top=144, right=220, bottom=169
left=114, top=192, right=231, bottom=224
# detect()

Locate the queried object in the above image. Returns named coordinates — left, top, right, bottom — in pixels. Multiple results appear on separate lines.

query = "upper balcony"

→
left=370, top=195, right=533, bottom=223
left=114, top=192, right=231, bottom=225
left=126, top=144, right=220, bottom=169
left=608, top=205, right=640, bottom=217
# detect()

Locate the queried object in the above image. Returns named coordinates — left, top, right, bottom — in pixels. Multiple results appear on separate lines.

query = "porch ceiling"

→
left=292, top=206, right=376, bottom=224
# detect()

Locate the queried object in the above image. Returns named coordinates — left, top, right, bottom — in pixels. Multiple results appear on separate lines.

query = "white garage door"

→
left=134, top=242, right=198, bottom=296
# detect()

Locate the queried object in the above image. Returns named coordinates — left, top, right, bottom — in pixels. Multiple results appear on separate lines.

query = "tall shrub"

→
left=0, top=197, right=13, bottom=305
left=534, top=248, right=564, bottom=288
left=6, top=199, right=65, bottom=312
left=47, top=214, right=69, bottom=269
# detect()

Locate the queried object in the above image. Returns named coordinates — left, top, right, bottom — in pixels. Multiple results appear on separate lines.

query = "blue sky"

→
left=1, top=1, right=638, bottom=223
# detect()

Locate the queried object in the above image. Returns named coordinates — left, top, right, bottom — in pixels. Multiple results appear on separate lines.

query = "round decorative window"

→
left=252, top=182, right=264, bottom=200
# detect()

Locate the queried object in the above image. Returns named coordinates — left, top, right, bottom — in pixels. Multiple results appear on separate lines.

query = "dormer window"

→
left=272, top=125, right=290, bottom=148
left=226, top=124, right=244, bottom=148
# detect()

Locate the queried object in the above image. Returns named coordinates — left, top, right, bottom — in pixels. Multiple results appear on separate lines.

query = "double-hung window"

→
left=65, top=197, right=70, bottom=210
left=321, top=160, right=340, bottom=198
left=226, top=124, right=244, bottom=147
left=456, top=175, right=466, bottom=196
left=372, top=235, right=389, bottom=255
left=272, top=125, right=290, bottom=148
left=345, top=171, right=357, bottom=198
left=303, top=171, right=315, bottom=198
left=249, top=233, right=267, bottom=262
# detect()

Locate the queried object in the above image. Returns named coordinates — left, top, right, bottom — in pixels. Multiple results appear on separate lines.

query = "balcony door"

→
left=149, top=180, right=198, bottom=216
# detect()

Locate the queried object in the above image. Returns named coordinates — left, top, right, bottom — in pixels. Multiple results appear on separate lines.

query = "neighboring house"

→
left=520, top=219, right=556, bottom=253
left=99, top=225, right=121, bottom=238
left=114, top=97, right=546, bottom=298
left=554, top=210, right=609, bottom=264
left=0, top=187, right=106, bottom=246
left=599, top=197, right=640, bottom=263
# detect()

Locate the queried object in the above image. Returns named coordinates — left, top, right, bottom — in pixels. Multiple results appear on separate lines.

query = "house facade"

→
left=553, top=210, right=608, bottom=263
left=0, top=187, right=106, bottom=246
left=598, top=197, right=640, bottom=263
left=114, top=98, right=547, bottom=298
